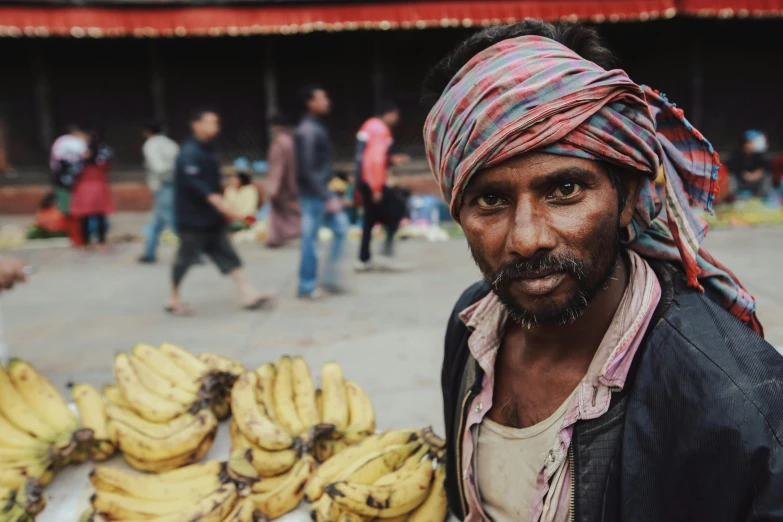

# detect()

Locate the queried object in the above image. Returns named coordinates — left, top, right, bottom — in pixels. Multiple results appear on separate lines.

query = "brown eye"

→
left=551, top=183, right=583, bottom=199
left=477, top=195, right=503, bottom=208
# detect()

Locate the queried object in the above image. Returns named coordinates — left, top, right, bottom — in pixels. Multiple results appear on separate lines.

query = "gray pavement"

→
left=1, top=217, right=782, bottom=436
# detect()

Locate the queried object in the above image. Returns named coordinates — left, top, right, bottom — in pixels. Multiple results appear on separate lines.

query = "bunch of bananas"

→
left=87, top=459, right=266, bottom=522
left=0, top=359, right=93, bottom=496
left=228, top=357, right=375, bottom=519
left=306, top=428, right=448, bottom=522
left=98, top=344, right=245, bottom=472
left=0, top=479, right=46, bottom=522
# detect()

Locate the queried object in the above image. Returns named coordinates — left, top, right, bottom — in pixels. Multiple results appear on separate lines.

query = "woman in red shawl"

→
left=69, top=130, right=115, bottom=250
left=266, top=114, right=300, bottom=248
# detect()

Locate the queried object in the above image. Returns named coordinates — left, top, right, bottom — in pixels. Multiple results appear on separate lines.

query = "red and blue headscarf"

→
left=424, top=35, right=762, bottom=334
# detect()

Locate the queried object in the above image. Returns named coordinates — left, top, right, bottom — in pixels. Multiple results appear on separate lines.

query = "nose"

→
left=505, top=199, right=557, bottom=259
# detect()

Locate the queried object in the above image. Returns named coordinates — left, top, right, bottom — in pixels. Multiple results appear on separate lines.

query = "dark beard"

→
left=470, top=233, right=621, bottom=329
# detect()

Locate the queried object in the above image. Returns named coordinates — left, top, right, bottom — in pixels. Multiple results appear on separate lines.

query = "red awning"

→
left=0, top=0, right=678, bottom=37
left=678, top=0, right=783, bottom=16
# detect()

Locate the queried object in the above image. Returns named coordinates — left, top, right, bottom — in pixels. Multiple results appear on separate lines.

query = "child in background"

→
left=28, top=192, right=67, bottom=240
left=328, top=171, right=358, bottom=224
left=224, top=159, right=260, bottom=231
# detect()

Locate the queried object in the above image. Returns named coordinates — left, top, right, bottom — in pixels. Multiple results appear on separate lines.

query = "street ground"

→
left=1, top=214, right=782, bottom=436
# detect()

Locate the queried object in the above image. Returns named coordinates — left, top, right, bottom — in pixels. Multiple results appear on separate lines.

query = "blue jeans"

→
left=143, top=183, right=175, bottom=260
left=298, top=196, right=348, bottom=295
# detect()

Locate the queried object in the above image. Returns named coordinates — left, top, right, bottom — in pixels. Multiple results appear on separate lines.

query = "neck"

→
left=506, top=253, right=631, bottom=367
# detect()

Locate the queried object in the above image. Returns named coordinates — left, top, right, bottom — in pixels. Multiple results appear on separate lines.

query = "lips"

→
left=511, top=272, right=567, bottom=296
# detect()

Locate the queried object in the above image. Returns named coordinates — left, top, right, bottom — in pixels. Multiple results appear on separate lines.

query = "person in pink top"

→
left=424, top=20, right=779, bottom=522
left=69, top=130, right=115, bottom=250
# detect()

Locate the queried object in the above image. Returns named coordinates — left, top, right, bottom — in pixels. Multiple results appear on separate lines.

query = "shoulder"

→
left=445, top=282, right=491, bottom=339
left=643, top=287, right=783, bottom=443
left=178, top=140, right=201, bottom=157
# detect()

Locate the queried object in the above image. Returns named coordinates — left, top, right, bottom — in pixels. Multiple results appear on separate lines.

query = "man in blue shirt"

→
left=166, top=108, right=270, bottom=315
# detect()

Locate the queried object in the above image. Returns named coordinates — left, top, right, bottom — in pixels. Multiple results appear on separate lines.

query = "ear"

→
left=618, top=173, right=646, bottom=230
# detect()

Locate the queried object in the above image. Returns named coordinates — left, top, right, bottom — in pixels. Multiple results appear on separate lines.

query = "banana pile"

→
left=0, top=479, right=46, bottom=522
left=306, top=428, right=448, bottom=522
left=86, top=459, right=266, bottom=522
left=228, top=357, right=375, bottom=519
left=97, top=344, right=245, bottom=472
left=0, top=359, right=92, bottom=500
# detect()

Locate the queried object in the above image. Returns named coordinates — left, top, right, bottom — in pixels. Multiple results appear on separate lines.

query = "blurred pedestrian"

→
left=224, top=160, right=259, bottom=231
left=70, top=130, right=114, bottom=251
left=50, top=124, right=88, bottom=246
left=726, top=130, right=776, bottom=203
left=354, top=101, right=409, bottom=272
left=294, top=86, right=348, bottom=299
left=166, top=108, right=271, bottom=315
left=139, top=122, right=180, bottom=264
left=266, top=113, right=300, bottom=248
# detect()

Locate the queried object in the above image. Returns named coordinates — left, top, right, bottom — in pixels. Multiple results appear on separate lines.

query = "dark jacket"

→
left=174, top=137, right=224, bottom=232
left=442, top=262, right=783, bottom=522
left=294, top=116, right=332, bottom=200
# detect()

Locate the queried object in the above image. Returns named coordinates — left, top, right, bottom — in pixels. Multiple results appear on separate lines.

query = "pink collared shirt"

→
left=459, top=251, right=662, bottom=522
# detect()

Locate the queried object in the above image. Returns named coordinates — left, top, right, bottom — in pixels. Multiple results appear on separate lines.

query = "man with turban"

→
left=426, top=21, right=782, bottom=522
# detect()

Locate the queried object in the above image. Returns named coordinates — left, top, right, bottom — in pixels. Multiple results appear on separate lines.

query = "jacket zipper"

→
left=569, top=444, right=575, bottom=522
left=456, top=389, right=474, bottom=518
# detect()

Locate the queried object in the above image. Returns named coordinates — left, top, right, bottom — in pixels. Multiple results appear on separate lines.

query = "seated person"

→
left=224, top=170, right=259, bottom=231
left=28, top=192, right=67, bottom=239
left=726, top=130, right=776, bottom=203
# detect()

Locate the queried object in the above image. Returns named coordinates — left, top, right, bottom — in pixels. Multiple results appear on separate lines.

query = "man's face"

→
left=308, top=90, right=331, bottom=116
left=384, top=110, right=401, bottom=128
left=192, top=112, right=220, bottom=142
left=459, top=153, right=638, bottom=328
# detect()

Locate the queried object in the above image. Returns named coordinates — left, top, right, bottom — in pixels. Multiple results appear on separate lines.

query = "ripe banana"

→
left=255, top=363, right=278, bottom=421
left=93, top=485, right=223, bottom=520
left=0, top=414, right=48, bottom=451
left=76, top=508, right=96, bottom=522
left=326, top=459, right=434, bottom=518
left=0, top=447, right=51, bottom=466
left=114, top=353, right=187, bottom=423
left=374, top=446, right=429, bottom=486
left=408, top=462, right=447, bottom=522
left=315, top=439, right=349, bottom=464
left=336, top=442, right=421, bottom=485
left=159, top=342, right=210, bottom=381
left=90, top=465, right=224, bottom=500
left=106, top=404, right=199, bottom=439
left=305, top=429, right=420, bottom=502
left=128, top=354, right=198, bottom=405
left=224, top=497, right=263, bottom=522
left=2, top=503, right=34, bottom=522
left=321, top=362, right=349, bottom=430
left=132, top=343, right=200, bottom=394
left=154, top=461, right=224, bottom=483
left=11, top=478, right=46, bottom=516
left=248, top=455, right=316, bottom=520
left=250, top=466, right=297, bottom=494
left=71, top=383, right=116, bottom=461
left=273, top=356, right=306, bottom=435
left=94, top=483, right=237, bottom=522
left=227, top=449, right=260, bottom=485
left=199, top=353, right=246, bottom=377
left=312, top=494, right=340, bottom=522
left=121, top=429, right=216, bottom=473
left=228, top=419, right=297, bottom=477
left=108, top=410, right=217, bottom=461
left=231, top=372, right=293, bottom=451
left=292, top=357, right=320, bottom=429
left=0, top=459, right=53, bottom=489
left=0, top=366, right=59, bottom=442
left=336, top=511, right=368, bottom=522
left=102, top=385, right=132, bottom=409
left=340, top=380, right=376, bottom=443
left=7, top=359, right=80, bottom=436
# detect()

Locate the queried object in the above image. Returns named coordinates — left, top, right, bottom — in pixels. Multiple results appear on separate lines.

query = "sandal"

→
left=164, top=302, right=194, bottom=316
left=243, top=294, right=273, bottom=310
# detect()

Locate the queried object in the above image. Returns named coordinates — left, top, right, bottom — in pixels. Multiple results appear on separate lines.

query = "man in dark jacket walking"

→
left=423, top=22, right=782, bottom=521
left=166, top=108, right=270, bottom=315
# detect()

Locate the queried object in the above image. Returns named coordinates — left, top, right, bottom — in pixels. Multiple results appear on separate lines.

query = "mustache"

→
left=489, top=253, right=587, bottom=289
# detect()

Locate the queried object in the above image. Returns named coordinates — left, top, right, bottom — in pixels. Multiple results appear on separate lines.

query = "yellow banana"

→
left=154, top=460, right=224, bottom=483
left=90, top=465, right=224, bottom=500
left=305, top=429, right=420, bottom=502
left=231, top=372, right=293, bottom=451
left=132, top=343, right=200, bottom=394
left=340, top=381, right=376, bottom=443
left=210, top=395, right=231, bottom=421
left=7, top=359, right=80, bottom=436
left=9, top=478, right=45, bottom=517
left=336, top=511, right=369, bottom=522
left=374, top=446, right=429, bottom=486
left=0, top=447, right=51, bottom=465
left=321, top=362, right=349, bottom=430
left=102, top=384, right=132, bottom=409
left=76, top=508, right=96, bottom=522
left=254, top=363, right=278, bottom=421
left=0, top=366, right=59, bottom=442
left=250, top=466, right=298, bottom=494
left=108, top=410, right=217, bottom=461
left=248, top=455, right=316, bottom=520
left=2, top=504, right=32, bottom=522
left=159, top=342, right=210, bottom=381
left=273, top=356, right=305, bottom=435
left=198, top=353, right=246, bottom=377
left=379, top=516, right=408, bottom=522
left=335, top=442, right=421, bottom=485
left=128, top=354, right=198, bottom=406
left=408, top=462, right=447, bottom=522
left=312, top=494, right=340, bottom=522
left=93, top=486, right=222, bottom=520
left=292, top=357, right=320, bottom=429
left=0, top=414, right=48, bottom=451
left=140, top=483, right=237, bottom=522
left=326, top=459, right=434, bottom=518
left=0, top=458, right=53, bottom=490
left=71, top=383, right=116, bottom=460
left=315, top=439, right=349, bottom=464
left=114, top=353, right=187, bottom=423
left=228, top=420, right=297, bottom=477
left=316, top=389, right=324, bottom=419
left=106, top=404, right=200, bottom=439
left=224, top=497, right=262, bottom=522
left=121, top=429, right=216, bottom=473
